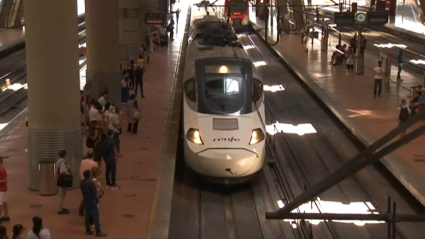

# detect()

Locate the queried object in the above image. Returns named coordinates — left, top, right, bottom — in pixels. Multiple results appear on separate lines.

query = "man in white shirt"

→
left=78, top=152, right=98, bottom=216
left=373, top=60, right=384, bottom=98
left=98, top=92, right=109, bottom=108
left=89, top=102, right=103, bottom=123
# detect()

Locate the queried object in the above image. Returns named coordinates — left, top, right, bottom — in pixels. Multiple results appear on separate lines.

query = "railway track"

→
left=169, top=121, right=281, bottom=239
left=0, top=22, right=87, bottom=116
left=166, top=8, right=425, bottom=238
left=238, top=31, right=425, bottom=238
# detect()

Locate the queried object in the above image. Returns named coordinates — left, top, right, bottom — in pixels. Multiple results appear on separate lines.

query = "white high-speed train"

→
left=182, top=14, right=266, bottom=183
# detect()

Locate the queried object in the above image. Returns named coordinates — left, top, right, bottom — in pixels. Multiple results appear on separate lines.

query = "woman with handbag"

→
left=56, top=150, right=73, bottom=215
left=85, top=166, right=104, bottom=229
left=127, top=94, right=141, bottom=134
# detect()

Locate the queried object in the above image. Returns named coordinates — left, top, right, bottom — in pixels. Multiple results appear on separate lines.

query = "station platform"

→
left=0, top=29, right=25, bottom=55
left=0, top=9, right=186, bottom=238
left=317, top=5, right=425, bottom=48
left=250, top=18, right=425, bottom=206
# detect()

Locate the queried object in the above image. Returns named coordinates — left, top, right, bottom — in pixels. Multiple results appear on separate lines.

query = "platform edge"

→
left=145, top=6, right=192, bottom=239
left=250, top=21, right=425, bottom=207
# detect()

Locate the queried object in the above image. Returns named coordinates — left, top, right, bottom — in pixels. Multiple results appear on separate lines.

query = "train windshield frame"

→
left=226, top=0, right=249, bottom=15
left=195, top=58, right=253, bottom=115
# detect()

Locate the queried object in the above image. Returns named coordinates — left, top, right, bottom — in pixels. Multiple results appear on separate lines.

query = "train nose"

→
left=197, top=149, right=258, bottom=177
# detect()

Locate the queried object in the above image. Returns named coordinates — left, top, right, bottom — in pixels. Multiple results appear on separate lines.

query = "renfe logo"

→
left=213, top=137, right=241, bottom=142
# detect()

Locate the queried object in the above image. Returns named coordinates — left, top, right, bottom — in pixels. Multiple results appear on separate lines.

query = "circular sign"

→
left=355, top=13, right=367, bottom=23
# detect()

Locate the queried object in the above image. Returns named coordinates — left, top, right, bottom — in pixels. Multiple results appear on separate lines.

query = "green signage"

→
left=355, top=13, right=367, bottom=23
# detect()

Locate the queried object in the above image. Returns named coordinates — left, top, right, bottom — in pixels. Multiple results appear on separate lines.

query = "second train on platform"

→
left=182, top=15, right=266, bottom=183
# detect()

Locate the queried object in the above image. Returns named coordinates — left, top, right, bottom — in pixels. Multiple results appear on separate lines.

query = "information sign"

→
left=334, top=12, right=355, bottom=25
left=145, top=13, right=165, bottom=25
left=367, top=11, right=389, bottom=24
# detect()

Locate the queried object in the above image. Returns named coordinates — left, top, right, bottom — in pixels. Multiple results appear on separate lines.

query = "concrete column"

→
left=24, top=0, right=82, bottom=191
left=85, top=0, right=121, bottom=106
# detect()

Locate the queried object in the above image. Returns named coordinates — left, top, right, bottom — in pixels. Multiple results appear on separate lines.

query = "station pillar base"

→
left=321, top=38, right=328, bottom=51
left=355, top=57, right=364, bottom=75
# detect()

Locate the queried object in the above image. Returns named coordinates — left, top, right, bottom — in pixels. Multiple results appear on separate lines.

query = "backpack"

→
left=86, top=135, right=95, bottom=148
left=399, top=107, right=409, bottom=122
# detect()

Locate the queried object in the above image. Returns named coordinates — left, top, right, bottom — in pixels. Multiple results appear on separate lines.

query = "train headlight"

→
left=249, top=129, right=265, bottom=145
left=186, top=128, right=204, bottom=145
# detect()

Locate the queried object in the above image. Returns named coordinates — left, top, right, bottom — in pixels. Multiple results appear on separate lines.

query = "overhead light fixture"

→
left=264, top=84, right=285, bottom=92
left=253, top=61, right=267, bottom=67
left=266, top=122, right=317, bottom=136
left=410, top=59, right=425, bottom=65
left=243, top=45, right=255, bottom=50
left=373, top=43, right=407, bottom=49
left=219, top=65, right=228, bottom=73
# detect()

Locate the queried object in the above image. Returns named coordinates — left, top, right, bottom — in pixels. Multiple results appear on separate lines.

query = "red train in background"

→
left=224, top=0, right=249, bottom=26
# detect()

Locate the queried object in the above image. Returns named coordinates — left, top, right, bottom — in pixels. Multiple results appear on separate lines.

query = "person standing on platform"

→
left=80, top=170, right=107, bottom=237
left=345, top=47, right=355, bottom=75
left=78, top=151, right=98, bottom=216
left=101, top=130, right=121, bottom=190
left=168, top=18, right=175, bottom=41
left=176, top=8, right=181, bottom=24
left=145, top=31, right=151, bottom=53
left=134, top=65, right=145, bottom=98
left=86, top=121, right=104, bottom=169
left=0, top=226, right=7, bottom=239
left=25, top=113, right=28, bottom=153
left=373, top=61, right=384, bottom=98
left=97, top=92, right=109, bottom=108
left=108, top=105, right=122, bottom=152
left=12, top=224, right=24, bottom=239
left=27, top=217, right=50, bottom=239
left=127, top=94, right=140, bottom=134
left=360, top=34, right=366, bottom=57
left=397, top=99, right=411, bottom=139
left=0, top=157, right=9, bottom=222
left=128, top=60, right=136, bottom=89
left=397, top=50, right=404, bottom=81
left=350, top=33, right=357, bottom=54
left=302, top=33, right=309, bottom=53
left=56, top=150, right=71, bottom=215
left=140, top=45, right=149, bottom=64
left=121, top=70, right=130, bottom=104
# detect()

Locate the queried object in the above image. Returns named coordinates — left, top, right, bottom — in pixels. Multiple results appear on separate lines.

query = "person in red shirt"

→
left=0, top=157, right=9, bottom=222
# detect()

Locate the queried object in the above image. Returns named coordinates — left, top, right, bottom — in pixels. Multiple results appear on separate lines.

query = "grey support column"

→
left=85, top=0, right=121, bottom=106
left=24, top=0, right=82, bottom=191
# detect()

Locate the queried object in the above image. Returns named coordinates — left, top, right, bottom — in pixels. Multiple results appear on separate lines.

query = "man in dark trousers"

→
left=101, top=130, right=121, bottom=190
left=134, top=65, right=145, bottom=98
left=175, top=8, right=181, bottom=24
left=80, top=170, right=106, bottom=237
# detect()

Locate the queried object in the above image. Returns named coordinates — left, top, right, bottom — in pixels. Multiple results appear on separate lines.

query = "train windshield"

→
left=196, top=60, right=253, bottom=115
left=227, top=0, right=248, bottom=15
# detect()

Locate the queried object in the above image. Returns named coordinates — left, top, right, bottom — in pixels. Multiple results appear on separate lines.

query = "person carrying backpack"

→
left=398, top=99, right=411, bottom=139
left=86, top=121, right=106, bottom=169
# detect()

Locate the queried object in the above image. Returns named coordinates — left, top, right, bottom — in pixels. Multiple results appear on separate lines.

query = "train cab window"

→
left=252, top=78, right=263, bottom=102
left=204, top=75, right=244, bottom=114
left=184, top=78, right=196, bottom=102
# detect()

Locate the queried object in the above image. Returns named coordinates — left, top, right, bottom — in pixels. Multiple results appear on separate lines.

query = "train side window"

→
left=185, top=78, right=196, bottom=102
left=252, top=78, right=263, bottom=102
